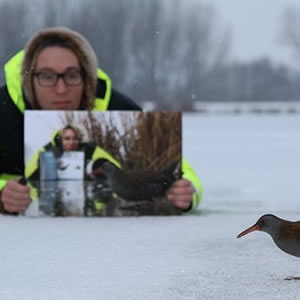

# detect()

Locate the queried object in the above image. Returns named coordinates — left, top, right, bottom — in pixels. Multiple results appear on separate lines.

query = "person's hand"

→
left=1, top=180, right=31, bottom=213
left=167, top=179, right=194, bottom=210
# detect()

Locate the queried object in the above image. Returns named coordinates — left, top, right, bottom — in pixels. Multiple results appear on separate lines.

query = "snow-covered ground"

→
left=1, top=113, right=300, bottom=300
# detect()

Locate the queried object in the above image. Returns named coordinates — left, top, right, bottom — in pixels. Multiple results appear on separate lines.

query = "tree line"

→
left=0, top=0, right=299, bottom=109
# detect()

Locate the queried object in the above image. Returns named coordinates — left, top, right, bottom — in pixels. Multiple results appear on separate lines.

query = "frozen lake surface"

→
left=1, top=113, right=300, bottom=299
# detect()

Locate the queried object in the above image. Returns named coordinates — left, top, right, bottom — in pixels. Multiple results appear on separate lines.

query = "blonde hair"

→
left=59, top=125, right=83, bottom=142
left=22, top=27, right=98, bottom=109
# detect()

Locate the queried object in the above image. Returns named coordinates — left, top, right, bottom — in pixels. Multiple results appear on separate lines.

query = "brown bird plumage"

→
left=237, top=214, right=300, bottom=280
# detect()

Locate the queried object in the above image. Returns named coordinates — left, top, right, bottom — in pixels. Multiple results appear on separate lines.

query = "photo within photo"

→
left=24, top=110, right=182, bottom=217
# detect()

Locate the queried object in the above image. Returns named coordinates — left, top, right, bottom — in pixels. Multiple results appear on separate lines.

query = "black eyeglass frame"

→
left=33, top=69, right=83, bottom=87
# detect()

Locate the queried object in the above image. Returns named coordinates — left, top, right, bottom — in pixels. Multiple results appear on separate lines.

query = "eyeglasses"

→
left=33, top=69, right=83, bottom=87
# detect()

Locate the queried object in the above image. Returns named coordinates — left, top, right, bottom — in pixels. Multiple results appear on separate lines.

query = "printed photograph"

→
left=24, top=110, right=182, bottom=217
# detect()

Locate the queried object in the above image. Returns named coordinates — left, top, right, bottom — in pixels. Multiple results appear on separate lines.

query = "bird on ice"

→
left=237, top=214, right=300, bottom=280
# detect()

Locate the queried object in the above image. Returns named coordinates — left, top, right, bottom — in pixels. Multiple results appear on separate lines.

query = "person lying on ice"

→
left=0, top=26, right=202, bottom=214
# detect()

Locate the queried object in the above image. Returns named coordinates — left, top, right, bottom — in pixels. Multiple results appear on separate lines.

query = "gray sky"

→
left=203, top=0, right=300, bottom=68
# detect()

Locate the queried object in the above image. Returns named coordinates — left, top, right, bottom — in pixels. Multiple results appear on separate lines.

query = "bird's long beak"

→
left=237, top=224, right=260, bottom=238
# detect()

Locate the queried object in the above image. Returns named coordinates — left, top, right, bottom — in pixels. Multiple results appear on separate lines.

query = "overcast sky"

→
left=203, top=0, right=300, bottom=68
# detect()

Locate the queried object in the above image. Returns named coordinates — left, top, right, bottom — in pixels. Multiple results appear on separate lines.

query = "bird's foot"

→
left=284, top=276, right=300, bottom=281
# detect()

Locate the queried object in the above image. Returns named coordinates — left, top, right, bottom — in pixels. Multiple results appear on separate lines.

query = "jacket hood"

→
left=22, top=27, right=98, bottom=109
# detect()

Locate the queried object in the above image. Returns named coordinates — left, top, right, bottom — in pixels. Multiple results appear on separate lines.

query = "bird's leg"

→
left=284, top=276, right=300, bottom=281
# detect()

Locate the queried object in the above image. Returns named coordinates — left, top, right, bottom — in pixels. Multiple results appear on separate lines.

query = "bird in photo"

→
left=237, top=214, right=300, bottom=280
left=93, top=159, right=181, bottom=202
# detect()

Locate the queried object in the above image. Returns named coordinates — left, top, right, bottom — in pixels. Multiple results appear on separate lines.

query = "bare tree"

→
left=0, top=0, right=29, bottom=83
left=126, top=0, right=231, bottom=103
left=280, top=6, right=300, bottom=60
